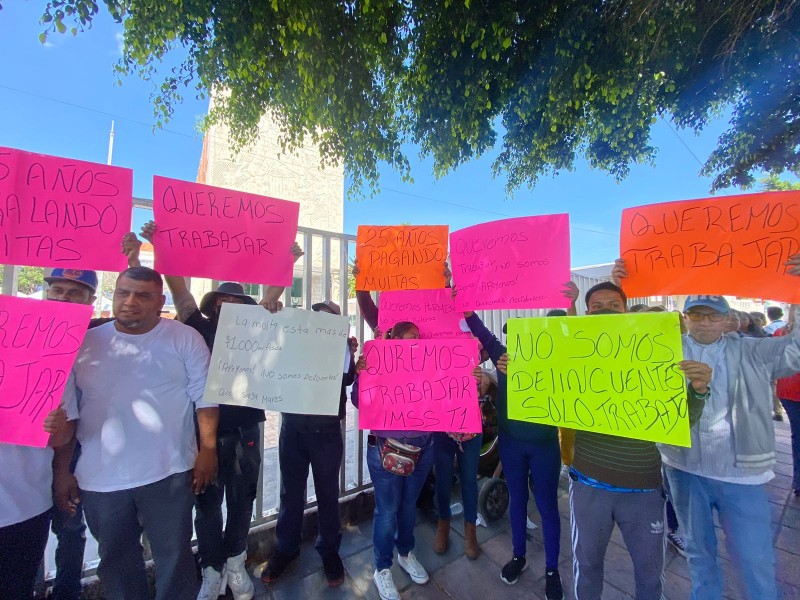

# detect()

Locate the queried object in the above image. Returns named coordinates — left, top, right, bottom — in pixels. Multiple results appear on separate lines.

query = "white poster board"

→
left=203, top=304, right=350, bottom=415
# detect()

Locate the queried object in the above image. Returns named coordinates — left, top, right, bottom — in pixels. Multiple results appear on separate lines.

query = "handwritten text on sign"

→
left=153, top=176, right=300, bottom=285
left=203, top=305, right=349, bottom=415
left=620, top=191, right=800, bottom=302
left=450, top=215, right=571, bottom=311
left=358, top=338, right=481, bottom=433
left=0, top=146, right=132, bottom=271
left=355, top=225, right=448, bottom=291
left=507, top=313, right=689, bottom=446
left=0, top=296, right=91, bottom=448
left=379, top=289, right=471, bottom=339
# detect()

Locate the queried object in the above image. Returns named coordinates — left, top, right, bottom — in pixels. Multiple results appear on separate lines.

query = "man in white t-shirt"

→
left=58, top=267, right=219, bottom=600
left=0, top=409, right=75, bottom=598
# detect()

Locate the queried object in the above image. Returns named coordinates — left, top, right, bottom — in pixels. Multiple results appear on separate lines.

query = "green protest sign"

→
left=507, top=312, right=690, bottom=446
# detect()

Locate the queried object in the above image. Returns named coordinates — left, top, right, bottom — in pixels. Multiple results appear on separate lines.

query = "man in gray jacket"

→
left=612, top=256, right=800, bottom=600
left=615, top=258, right=800, bottom=599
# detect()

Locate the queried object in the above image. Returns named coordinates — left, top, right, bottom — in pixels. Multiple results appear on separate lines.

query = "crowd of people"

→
left=1, top=227, right=799, bottom=600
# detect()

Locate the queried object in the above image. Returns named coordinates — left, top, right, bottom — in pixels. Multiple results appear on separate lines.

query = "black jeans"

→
left=0, top=509, right=51, bottom=600
left=195, top=424, right=262, bottom=572
left=275, top=421, right=343, bottom=558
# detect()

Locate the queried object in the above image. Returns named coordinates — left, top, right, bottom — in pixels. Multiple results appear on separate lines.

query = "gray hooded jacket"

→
left=660, top=330, right=800, bottom=475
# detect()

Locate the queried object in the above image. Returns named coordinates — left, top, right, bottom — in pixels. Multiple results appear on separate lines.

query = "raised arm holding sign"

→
left=0, top=146, right=132, bottom=271
left=449, top=214, right=571, bottom=311
left=620, top=191, right=800, bottom=301
left=152, top=176, right=300, bottom=286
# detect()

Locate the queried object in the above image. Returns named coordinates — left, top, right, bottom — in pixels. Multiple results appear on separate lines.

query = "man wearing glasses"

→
left=612, top=249, right=800, bottom=600
left=659, top=294, right=798, bottom=600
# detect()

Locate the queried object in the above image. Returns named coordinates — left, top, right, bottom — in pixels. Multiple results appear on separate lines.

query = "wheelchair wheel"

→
left=478, top=477, right=509, bottom=522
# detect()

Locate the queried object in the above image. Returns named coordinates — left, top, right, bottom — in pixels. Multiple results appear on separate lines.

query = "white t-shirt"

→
left=64, top=319, right=213, bottom=492
left=0, top=444, right=54, bottom=527
left=1, top=387, right=79, bottom=528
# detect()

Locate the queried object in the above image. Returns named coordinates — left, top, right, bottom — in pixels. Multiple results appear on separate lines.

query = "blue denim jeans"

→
left=433, top=433, right=482, bottom=524
left=780, top=399, right=800, bottom=490
left=665, top=466, right=777, bottom=600
left=367, top=436, right=434, bottom=570
left=499, top=433, right=562, bottom=568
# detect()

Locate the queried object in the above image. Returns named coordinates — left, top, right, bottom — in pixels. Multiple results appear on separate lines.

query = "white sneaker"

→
left=225, top=551, right=255, bottom=600
left=373, top=568, right=400, bottom=600
left=397, top=552, right=429, bottom=584
left=197, top=565, right=225, bottom=600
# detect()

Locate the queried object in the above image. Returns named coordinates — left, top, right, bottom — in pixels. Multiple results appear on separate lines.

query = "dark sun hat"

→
left=199, top=282, right=257, bottom=317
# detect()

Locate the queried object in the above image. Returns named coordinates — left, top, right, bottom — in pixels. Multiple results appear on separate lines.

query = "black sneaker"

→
left=260, top=550, right=299, bottom=584
left=322, top=553, right=345, bottom=587
left=667, top=531, right=688, bottom=558
left=546, top=568, right=564, bottom=600
left=500, top=556, right=527, bottom=585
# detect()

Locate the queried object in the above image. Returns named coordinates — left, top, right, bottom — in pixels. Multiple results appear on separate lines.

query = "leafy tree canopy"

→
left=25, top=0, right=800, bottom=196
left=760, top=173, right=800, bottom=191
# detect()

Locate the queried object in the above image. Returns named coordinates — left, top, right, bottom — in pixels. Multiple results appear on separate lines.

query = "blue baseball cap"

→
left=683, top=295, right=730, bottom=314
left=44, top=268, right=98, bottom=293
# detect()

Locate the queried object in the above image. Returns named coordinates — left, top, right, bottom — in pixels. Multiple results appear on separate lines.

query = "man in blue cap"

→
left=613, top=255, right=800, bottom=600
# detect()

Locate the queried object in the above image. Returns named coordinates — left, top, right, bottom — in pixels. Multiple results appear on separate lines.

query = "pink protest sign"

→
left=0, top=146, right=132, bottom=271
left=152, top=176, right=300, bottom=285
left=450, top=215, right=571, bottom=311
left=0, top=295, right=92, bottom=448
left=378, top=289, right=471, bottom=339
left=357, top=338, right=482, bottom=433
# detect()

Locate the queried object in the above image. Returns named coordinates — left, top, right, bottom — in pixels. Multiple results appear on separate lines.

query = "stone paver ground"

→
left=248, top=419, right=799, bottom=600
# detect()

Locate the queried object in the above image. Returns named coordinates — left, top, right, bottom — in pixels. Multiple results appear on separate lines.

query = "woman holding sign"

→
left=353, top=321, right=482, bottom=600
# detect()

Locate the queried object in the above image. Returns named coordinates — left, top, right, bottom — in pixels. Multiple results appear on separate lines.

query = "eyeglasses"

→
left=685, top=312, right=726, bottom=323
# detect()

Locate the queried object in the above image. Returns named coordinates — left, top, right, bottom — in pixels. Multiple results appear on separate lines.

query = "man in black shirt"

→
left=261, top=300, right=357, bottom=588
left=141, top=220, right=300, bottom=600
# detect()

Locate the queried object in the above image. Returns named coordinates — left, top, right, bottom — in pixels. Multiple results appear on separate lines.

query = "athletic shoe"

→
left=197, top=565, right=225, bottom=600
left=500, top=556, right=527, bottom=585
left=322, top=553, right=345, bottom=587
left=397, top=552, right=429, bottom=584
left=667, top=531, right=688, bottom=557
left=546, top=568, right=564, bottom=600
left=260, top=551, right=299, bottom=584
left=225, top=550, right=254, bottom=599
left=373, top=568, right=400, bottom=600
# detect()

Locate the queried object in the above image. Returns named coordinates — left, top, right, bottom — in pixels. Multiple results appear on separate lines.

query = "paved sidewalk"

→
left=247, top=420, right=798, bottom=599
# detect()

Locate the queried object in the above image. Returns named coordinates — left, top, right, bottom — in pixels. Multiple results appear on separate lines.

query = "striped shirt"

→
left=572, top=430, right=662, bottom=489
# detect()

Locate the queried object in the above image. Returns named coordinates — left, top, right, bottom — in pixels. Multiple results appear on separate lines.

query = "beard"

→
left=115, top=314, right=149, bottom=330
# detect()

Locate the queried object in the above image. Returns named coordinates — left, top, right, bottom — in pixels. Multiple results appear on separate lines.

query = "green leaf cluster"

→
left=30, top=0, right=800, bottom=197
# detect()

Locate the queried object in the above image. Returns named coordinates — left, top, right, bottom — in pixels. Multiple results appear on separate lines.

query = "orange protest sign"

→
left=620, top=191, right=800, bottom=302
left=356, top=225, right=448, bottom=291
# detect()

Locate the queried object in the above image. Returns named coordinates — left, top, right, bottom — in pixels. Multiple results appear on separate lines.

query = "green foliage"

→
left=759, top=174, right=800, bottom=191
left=31, top=0, right=800, bottom=196
left=0, top=265, right=45, bottom=294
